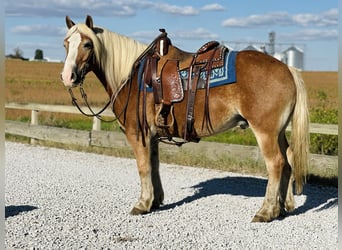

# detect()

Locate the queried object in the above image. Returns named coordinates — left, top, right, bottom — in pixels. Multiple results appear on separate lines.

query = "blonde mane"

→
left=65, top=23, right=147, bottom=92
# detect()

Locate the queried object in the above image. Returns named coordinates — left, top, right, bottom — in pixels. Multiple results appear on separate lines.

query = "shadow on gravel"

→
left=159, top=176, right=337, bottom=217
left=5, top=205, right=38, bottom=218
left=293, top=184, right=337, bottom=215
left=160, top=176, right=267, bottom=211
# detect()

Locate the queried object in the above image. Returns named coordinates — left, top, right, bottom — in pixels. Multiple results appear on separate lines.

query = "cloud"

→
left=292, top=8, right=338, bottom=27
left=11, top=24, right=66, bottom=36
left=5, top=1, right=231, bottom=17
left=279, top=29, right=338, bottom=41
left=153, top=3, right=199, bottom=16
left=129, top=30, right=160, bottom=44
left=201, top=4, right=225, bottom=11
left=222, top=8, right=338, bottom=28
left=131, top=28, right=219, bottom=42
left=222, top=12, right=291, bottom=28
left=5, top=0, right=204, bottom=17
left=171, top=28, right=219, bottom=40
left=5, top=0, right=153, bottom=17
left=130, top=30, right=159, bottom=40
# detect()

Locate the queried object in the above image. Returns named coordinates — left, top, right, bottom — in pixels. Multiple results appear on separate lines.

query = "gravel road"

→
left=5, top=142, right=337, bottom=249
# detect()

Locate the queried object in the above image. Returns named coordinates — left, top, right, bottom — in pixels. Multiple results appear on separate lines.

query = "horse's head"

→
left=60, top=15, right=95, bottom=88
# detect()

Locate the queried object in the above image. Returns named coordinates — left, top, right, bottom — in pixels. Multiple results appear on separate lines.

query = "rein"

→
left=68, top=83, right=115, bottom=122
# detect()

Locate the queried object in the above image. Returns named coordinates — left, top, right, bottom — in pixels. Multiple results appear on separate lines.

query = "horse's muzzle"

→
left=60, top=71, right=82, bottom=88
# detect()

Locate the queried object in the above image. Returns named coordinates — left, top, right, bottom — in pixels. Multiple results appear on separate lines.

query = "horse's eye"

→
left=84, top=41, right=93, bottom=49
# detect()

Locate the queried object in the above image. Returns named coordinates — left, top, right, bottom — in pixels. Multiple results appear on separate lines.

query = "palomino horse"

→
left=61, top=15, right=309, bottom=222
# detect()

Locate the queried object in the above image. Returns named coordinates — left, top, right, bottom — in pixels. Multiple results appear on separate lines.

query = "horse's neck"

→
left=99, top=31, right=147, bottom=95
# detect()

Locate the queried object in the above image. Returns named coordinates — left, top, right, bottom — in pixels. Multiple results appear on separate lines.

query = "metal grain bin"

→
left=283, top=46, right=304, bottom=70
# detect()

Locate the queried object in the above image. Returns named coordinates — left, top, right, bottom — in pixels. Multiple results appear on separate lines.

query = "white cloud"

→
left=279, top=29, right=338, bottom=41
left=129, top=30, right=160, bottom=44
left=131, top=28, right=218, bottom=42
left=292, top=8, right=338, bottom=27
left=201, top=4, right=225, bottom=11
left=11, top=24, right=66, bottom=36
left=171, top=28, right=219, bottom=40
left=5, top=0, right=151, bottom=17
left=154, top=3, right=199, bottom=16
left=5, top=0, right=202, bottom=17
left=222, top=8, right=338, bottom=28
left=130, top=30, right=159, bottom=40
left=222, top=12, right=291, bottom=28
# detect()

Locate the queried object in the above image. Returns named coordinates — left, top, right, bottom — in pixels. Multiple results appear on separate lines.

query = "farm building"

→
left=282, top=46, right=304, bottom=69
left=224, top=31, right=305, bottom=70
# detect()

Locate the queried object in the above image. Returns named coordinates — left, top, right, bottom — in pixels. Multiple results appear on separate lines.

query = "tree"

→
left=13, top=47, right=23, bottom=58
left=34, top=49, right=44, bottom=60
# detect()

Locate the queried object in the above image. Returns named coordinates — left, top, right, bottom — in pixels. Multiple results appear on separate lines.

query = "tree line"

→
left=6, top=47, right=44, bottom=61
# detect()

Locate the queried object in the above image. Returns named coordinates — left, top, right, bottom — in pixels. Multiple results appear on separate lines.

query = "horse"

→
left=60, top=15, right=309, bottom=222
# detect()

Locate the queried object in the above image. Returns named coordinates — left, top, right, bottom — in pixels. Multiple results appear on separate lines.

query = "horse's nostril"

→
left=71, top=72, right=77, bottom=82
left=60, top=73, right=64, bottom=81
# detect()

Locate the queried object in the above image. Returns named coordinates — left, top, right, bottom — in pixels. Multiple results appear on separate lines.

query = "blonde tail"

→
left=288, top=66, right=310, bottom=194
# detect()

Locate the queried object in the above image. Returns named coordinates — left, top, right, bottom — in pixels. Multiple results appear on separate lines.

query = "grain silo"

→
left=242, top=44, right=263, bottom=52
left=283, top=46, right=304, bottom=70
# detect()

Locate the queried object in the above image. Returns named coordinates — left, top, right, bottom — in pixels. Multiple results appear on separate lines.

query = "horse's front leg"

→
left=126, top=133, right=163, bottom=215
left=150, top=137, right=164, bottom=209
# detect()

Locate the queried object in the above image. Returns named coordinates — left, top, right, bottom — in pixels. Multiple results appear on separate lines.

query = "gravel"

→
left=5, top=141, right=337, bottom=249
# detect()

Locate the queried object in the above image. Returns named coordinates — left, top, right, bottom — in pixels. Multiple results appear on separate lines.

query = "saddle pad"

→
left=179, top=50, right=237, bottom=89
left=138, top=50, right=237, bottom=92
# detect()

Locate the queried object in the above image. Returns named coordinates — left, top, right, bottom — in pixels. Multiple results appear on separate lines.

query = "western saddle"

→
left=136, top=29, right=227, bottom=144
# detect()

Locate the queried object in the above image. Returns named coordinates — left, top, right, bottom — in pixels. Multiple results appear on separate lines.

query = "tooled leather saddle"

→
left=136, top=29, right=228, bottom=144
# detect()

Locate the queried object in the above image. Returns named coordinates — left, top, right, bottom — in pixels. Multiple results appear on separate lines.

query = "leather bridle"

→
left=68, top=83, right=114, bottom=122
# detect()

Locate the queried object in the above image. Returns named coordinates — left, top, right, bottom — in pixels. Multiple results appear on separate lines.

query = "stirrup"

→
left=155, top=103, right=174, bottom=128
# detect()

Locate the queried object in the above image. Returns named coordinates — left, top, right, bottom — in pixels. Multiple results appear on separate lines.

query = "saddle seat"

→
left=157, top=40, right=226, bottom=73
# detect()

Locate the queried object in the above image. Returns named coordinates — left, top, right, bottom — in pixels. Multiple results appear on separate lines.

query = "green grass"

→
left=308, top=93, right=338, bottom=156
left=203, top=128, right=257, bottom=146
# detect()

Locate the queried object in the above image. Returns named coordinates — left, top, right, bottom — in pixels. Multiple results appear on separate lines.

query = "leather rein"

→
left=68, top=82, right=115, bottom=122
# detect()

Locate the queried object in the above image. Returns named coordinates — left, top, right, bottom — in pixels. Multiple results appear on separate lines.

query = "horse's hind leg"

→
left=251, top=129, right=285, bottom=222
left=280, top=133, right=295, bottom=213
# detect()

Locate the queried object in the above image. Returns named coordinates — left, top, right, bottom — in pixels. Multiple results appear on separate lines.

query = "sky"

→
left=4, top=0, right=338, bottom=71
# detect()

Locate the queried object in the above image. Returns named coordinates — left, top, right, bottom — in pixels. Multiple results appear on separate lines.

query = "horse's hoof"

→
left=130, top=207, right=148, bottom=215
left=251, top=214, right=270, bottom=223
left=152, top=201, right=163, bottom=209
left=279, top=207, right=287, bottom=217
left=285, top=203, right=295, bottom=213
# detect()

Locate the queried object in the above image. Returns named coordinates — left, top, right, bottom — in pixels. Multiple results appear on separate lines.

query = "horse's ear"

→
left=85, top=15, right=94, bottom=30
left=66, top=16, right=75, bottom=29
